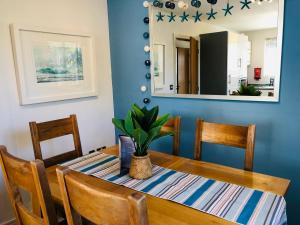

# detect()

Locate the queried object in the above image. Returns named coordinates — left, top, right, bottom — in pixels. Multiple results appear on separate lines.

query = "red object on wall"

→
left=254, top=68, right=262, bottom=80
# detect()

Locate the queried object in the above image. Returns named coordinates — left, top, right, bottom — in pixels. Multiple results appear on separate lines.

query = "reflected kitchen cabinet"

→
left=227, top=32, right=249, bottom=95
left=200, top=31, right=228, bottom=95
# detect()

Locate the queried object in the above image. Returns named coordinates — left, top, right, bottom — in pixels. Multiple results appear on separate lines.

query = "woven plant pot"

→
left=129, top=154, right=152, bottom=179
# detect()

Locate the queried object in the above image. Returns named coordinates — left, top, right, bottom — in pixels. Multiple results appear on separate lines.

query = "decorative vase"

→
left=119, top=135, right=135, bottom=170
left=129, top=154, right=152, bottom=179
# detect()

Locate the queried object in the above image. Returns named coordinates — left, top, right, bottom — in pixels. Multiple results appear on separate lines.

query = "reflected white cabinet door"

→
left=227, top=32, right=249, bottom=94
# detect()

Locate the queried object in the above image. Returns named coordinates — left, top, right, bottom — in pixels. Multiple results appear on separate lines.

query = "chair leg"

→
left=55, top=203, right=68, bottom=225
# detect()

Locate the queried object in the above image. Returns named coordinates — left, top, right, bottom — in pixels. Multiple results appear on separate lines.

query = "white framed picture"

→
left=10, top=24, right=98, bottom=105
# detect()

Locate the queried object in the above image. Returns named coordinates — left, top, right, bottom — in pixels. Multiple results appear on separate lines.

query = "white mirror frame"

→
left=149, top=0, right=284, bottom=102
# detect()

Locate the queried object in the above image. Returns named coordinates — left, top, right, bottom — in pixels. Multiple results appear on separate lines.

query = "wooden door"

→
left=177, top=47, right=190, bottom=94
left=190, top=37, right=199, bottom=94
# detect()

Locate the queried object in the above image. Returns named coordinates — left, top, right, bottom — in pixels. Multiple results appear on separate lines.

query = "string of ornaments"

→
left=142, top=3, right=151, bottom=105
left=150, top=0, right=254, bottom=22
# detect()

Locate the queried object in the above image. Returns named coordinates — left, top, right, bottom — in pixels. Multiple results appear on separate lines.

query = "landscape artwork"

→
left=33, top=42, right=84, bottom=83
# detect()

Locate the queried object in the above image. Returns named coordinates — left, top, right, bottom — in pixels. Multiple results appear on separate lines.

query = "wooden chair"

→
left=56, top=167, right=149, bottom=225
left=194, top=119, right=256, bottom=171
left=29, top=115, right=82, bottom=168
left=161, top=116, right=181, bottom=156
left=0, top=146, right=57, bottom=225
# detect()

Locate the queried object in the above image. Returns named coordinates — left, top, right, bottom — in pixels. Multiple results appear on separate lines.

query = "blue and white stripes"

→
left=61, top=152, right=287, bottom=225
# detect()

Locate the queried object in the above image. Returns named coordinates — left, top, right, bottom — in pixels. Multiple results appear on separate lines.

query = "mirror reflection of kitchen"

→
left=151, top=0, right=280, bottom=97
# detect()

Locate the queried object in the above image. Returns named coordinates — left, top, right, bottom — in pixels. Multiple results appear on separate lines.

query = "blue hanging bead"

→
left=170, top=2, right=176, bottom=9
left=143, top=17, right=149, bottom=24
left=192, top=0, right=201, bottom=7
left=207, top=0, right=217, bottom=5
left=143, top=98, right=151, bottom=104
left=153, top=0, right=160, bottom=7
left=143, top=32, right=149, bottom=39
left=145, top=60, right=151, bottom=66
left=145, top=73, right=151, bottom=79
left=158, top=2, right=164, bottom=8
left=165, top=1, right=171, bottom=8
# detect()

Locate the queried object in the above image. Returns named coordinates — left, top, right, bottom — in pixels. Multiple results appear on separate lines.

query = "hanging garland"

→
left=151, top=0, right=257, bottom=23
left=156, top=12, right=165, bottom=21
left=207, top=4, right=217, bottom=20
left=180, top=11, right=189, bottom=22
left=223, top=1, right=234, bottom=16
left=168, top=12, right=176, bottom=22
left=240, top=0, right=252, bottom=9
left=192, top=11, right=202, bottom=22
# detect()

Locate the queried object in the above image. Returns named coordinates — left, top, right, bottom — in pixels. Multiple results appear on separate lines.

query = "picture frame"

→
left=10, top=24, right=98, bottom=105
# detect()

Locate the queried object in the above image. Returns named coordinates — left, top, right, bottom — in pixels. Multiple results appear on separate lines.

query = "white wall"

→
left=0, top=0, right=115, bottom=223
left=245, top=28, right=277, bottom=84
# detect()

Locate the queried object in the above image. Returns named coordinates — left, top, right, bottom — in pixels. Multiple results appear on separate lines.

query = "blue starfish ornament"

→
left=180, top=11, right=189, bottom=22
left=240, top=0, right=251, bottom=10
left=156, top=12, right=165, bottom=22
left=223, top=3, right=234, bottom=16
left=192, top=11, right=202, bottom=22
left=168, top=12, right=176, bottom=22
left=207, top=8, right=217, bottom=20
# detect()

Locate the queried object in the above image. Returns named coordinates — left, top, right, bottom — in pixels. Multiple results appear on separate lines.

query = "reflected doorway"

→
left=176, top=36, right=199, bottom=94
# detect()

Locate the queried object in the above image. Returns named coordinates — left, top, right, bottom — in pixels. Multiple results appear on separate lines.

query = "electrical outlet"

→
left=97, top=146, right=107, bottom=151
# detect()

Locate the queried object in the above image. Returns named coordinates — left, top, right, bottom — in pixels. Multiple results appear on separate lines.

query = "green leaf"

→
left=112, top=118, right=128, bottom=135
left=150, top=114, right=170, bottom=129
left=132, top=128, right=148, bottom=148
left=124, top=112, right=134, bottom=135
left=153, top=131, right=174, bottom=141
left=132, top=104, right=144, bottom=119
left=132, top=117, right=142, bottom=129
left=145, top=106, right=159, bottom=129
left=142, top=126, right=161, bottom=150
left=141, top=106, right=148, bottom=114
left=131, top=104, right=145, bottom=127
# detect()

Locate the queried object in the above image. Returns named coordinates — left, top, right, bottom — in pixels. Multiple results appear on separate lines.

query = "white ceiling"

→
left=157, top=0, right=279, bottom=32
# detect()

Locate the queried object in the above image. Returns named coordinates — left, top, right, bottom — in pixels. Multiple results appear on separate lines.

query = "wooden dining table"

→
left=46, top=145, right=290, bottom=225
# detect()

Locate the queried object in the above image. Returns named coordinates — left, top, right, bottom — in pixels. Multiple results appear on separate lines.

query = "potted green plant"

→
left=232, top=84, right=262, bottom=96
left=112, top=104, right=173, bottom=179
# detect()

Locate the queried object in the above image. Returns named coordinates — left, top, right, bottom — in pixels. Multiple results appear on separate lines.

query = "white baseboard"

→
left=0, top=218, right=16, bottom=225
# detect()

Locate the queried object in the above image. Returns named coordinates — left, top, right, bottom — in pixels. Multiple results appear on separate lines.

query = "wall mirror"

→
left=149, top=0, right=284, bottom=102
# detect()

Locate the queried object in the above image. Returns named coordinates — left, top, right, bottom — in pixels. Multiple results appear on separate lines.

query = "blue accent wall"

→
left=108, top=0, right=300, bottom=223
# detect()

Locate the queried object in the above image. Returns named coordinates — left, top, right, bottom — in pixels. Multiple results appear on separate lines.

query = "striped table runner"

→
left=61, top=152, right=287, bottom=225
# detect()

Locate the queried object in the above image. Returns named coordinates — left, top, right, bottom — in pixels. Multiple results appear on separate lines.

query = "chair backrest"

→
left=194, top=119, right=256, bottom=171
left=161, top=116, right=181, bottom=156
left=56, top=167, right=149, bottom=225
left=29, top=114, right=82, bottom=168
left=0, top=146, right=57, bottom=225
